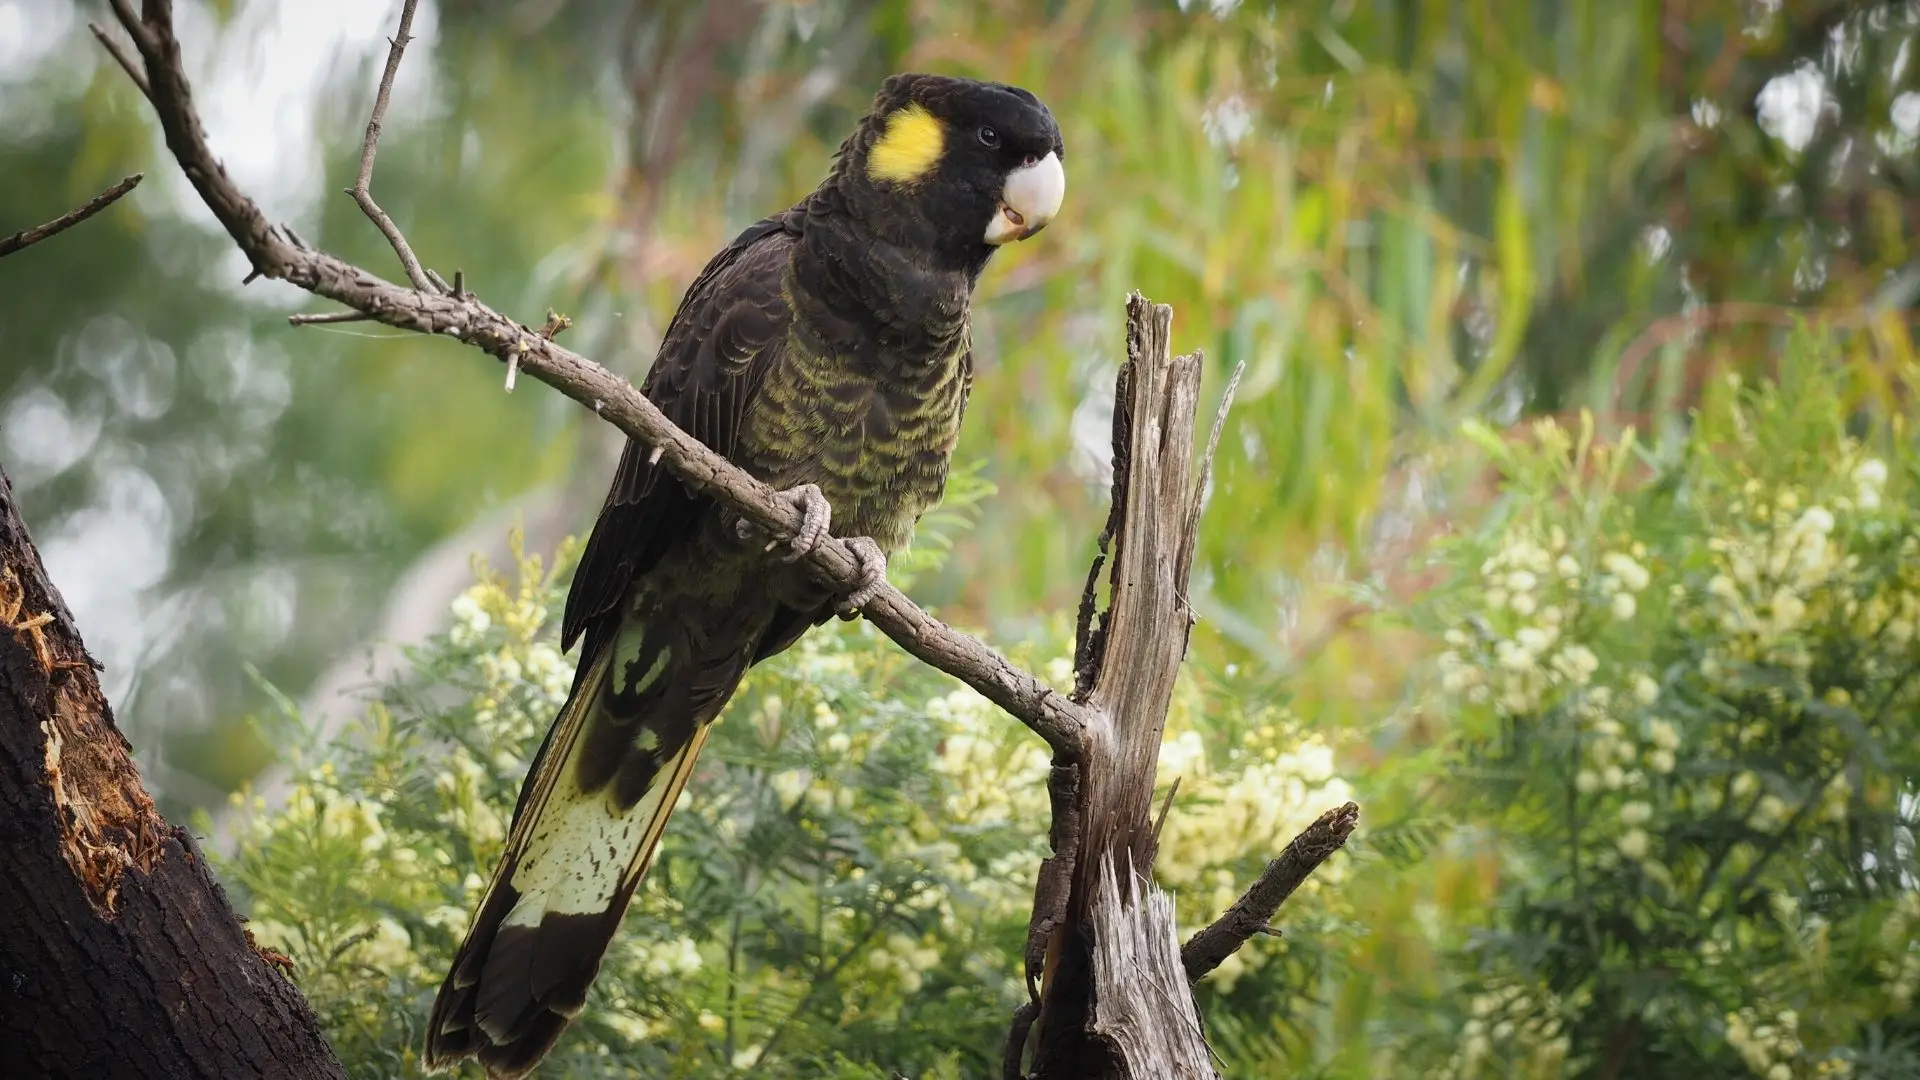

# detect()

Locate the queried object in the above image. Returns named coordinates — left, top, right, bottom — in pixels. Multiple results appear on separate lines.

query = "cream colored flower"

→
left=1617, top=828, right=1650, bottom=859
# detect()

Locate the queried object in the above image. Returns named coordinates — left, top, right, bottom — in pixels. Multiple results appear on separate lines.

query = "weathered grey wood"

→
left=1081, top=296, right=1203, bottom=876
left=1019, top=297, right=1358, bottom=1079
left=1089, top=854, right=1214, bottom=1079
left=1026, top=296, right=1222, bottom=1079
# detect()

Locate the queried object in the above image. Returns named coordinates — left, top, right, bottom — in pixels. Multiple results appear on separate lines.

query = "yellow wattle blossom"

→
left=1429, top=978, right=1573, bottom=1080
left=1723, top=1004, right=1850, bottom=1080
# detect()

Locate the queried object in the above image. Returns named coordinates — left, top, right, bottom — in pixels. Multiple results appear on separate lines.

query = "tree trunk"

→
left=0, top=465, right=345, bottom=1079
left=1013, top=297, right=1359, bottom=1078
left=1024, top=296, right=1225, bottom=1079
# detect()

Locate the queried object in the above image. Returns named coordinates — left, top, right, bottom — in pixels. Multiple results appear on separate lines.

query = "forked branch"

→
left=347, top=0, right=434, bottom=294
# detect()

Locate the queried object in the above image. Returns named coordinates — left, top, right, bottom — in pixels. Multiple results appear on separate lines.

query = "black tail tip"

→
left=423, top=1015, right=574, bottom=1080
left=428, top=914, right=615, bottom=1079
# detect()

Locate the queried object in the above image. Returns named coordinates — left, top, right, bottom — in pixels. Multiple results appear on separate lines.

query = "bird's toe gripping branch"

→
left=837, top=537, right=889, bottom=617
left=770, top=483, right=833, bottom=562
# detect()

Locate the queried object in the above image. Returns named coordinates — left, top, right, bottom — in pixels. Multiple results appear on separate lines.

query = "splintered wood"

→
left=1018, top=295, right=1355, bottom=1080
left=2, top=545, right=167, bottom=917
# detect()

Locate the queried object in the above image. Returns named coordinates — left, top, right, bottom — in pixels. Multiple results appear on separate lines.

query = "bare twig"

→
left=0, top=173, right=143, bottom=259
left=347, top=0, right=435, bottom=293
left=1021, top=758, right=1082, bottom=1005
left=1148, top=775, right=1181, bottom=855
left=1194, top=361, right=1245, bottom=504
left=1179, top=801, right=1360, bottom=982
left=93, top=0, right=1092, bottom=757
left=88, top=22, right=151, bottom=100
left=1180, top=359, right=1245, bottom=583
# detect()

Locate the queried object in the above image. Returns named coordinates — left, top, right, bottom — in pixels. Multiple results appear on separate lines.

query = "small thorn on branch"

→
left=501, top=311, right=570, bottom=393
left=0, top=173, right=144, bottom=260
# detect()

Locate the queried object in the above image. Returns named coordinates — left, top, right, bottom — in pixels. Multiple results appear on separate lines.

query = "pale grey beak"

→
left=984, top=150, right=1065, bottom=245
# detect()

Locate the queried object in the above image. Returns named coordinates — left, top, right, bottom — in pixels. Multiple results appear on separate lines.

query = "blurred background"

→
left=8, top=0, right=1920, bottom=1075
left=3, top=4, right=1920, bottom=1068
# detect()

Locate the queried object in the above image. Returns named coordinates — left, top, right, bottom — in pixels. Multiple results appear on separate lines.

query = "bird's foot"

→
left=739, top=483, right=833, bottom=562
left=837, top=537, right=889, bottom=618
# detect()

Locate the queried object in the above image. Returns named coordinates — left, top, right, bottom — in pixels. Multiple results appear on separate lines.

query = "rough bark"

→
left=1021, top=297, right=1216, bottom=1079
left=1019, top=297, right=1359, bottom=1079
left=0, top=466, right=346, bottom=1079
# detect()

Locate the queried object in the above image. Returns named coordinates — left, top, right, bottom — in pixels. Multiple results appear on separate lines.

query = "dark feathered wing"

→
left=424, top=210, right=801, bottom=1079
left=561, top=208, right=803, bottom=658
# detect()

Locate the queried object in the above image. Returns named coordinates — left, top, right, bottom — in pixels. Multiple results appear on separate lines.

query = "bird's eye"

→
left=977, top=125, right=999, bottom=148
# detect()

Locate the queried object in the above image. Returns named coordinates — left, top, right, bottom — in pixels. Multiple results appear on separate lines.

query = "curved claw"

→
left=765, top=483, right=832, bottom=562
left=837, top=536, right=889, bottom=617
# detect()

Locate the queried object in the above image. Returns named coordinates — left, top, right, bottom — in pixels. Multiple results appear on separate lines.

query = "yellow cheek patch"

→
left=868, top=104, right=944, bottom=185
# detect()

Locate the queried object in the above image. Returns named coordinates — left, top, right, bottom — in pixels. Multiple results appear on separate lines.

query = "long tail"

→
left=424, top=609, right=738, bottom=1078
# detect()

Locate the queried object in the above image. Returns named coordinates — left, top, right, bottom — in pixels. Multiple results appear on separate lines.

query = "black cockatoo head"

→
left=837, top=73, right=1066, bottom=270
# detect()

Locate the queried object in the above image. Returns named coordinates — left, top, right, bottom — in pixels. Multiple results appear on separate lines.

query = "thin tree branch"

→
left=107, top=0, right=146, bottom=46
left=347, top=0, right=435, bottom=293
left=88, top=22, right=151, bottom=101
left=0, top=173, right=143, bottom=259
left=94, top=0, right=1091, bottom=757
left=1180, top=801, right=1360, bottom=982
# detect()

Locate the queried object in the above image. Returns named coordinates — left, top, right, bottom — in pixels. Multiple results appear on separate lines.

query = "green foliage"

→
left=1403, top=342, right=1920, bottom=1079
left=218, top=467, right=1352, bottom=1078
